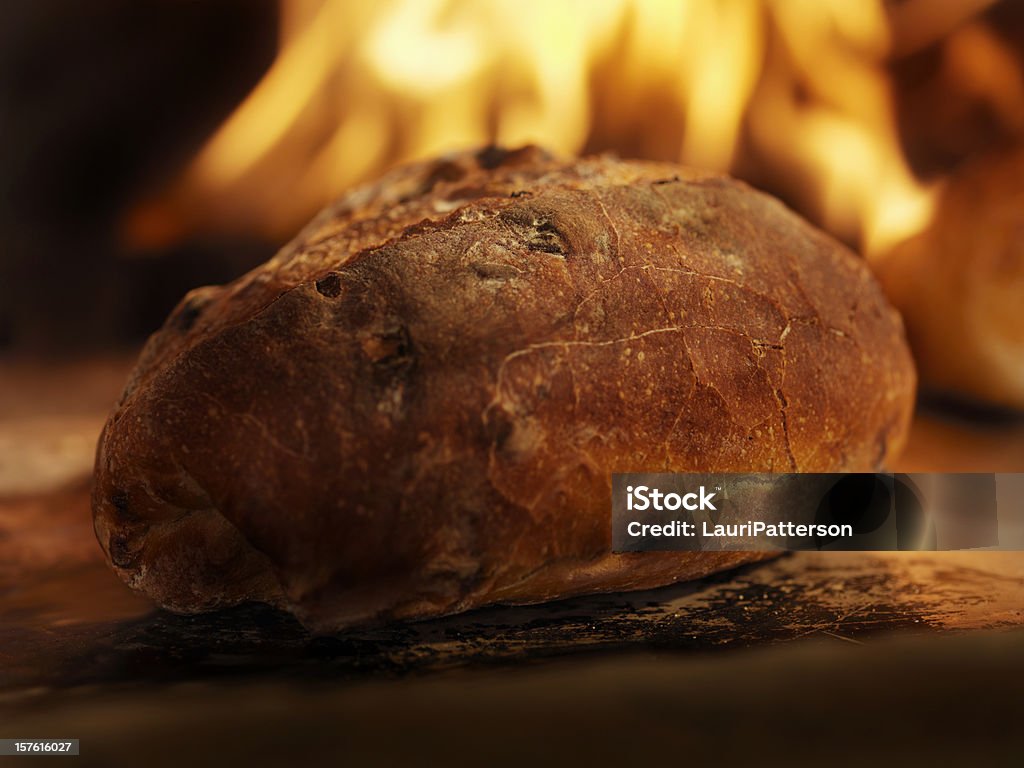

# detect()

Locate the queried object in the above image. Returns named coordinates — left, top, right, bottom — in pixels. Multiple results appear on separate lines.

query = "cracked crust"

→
left=93, top=146, right=915, bottom=631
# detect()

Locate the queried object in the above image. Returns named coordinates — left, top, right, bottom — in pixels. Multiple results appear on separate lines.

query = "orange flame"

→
left=125, top=0, right=1015, bottom=259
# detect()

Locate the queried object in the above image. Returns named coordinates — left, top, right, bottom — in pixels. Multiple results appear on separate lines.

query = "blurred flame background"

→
left=128, top=0, right=1019, bottom=260
left=2, top=0, right=1023, bottom=388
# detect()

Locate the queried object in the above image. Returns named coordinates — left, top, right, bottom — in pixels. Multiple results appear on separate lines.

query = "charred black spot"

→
left=169, top=294, right=209, bottom=333
left=362, top=326, right=414, bottom=371
left=652, top=176, right=681, bottom=185
left=421, top=160, right=466, bottom=192
left=528, top=221, right=567, bottom=255
left=315, top=273, right=343, bottom=298
left=501, top=208, right=569, bottom=256
left=111, top=490, right=130, bottom=515
left=476, top=145, right=510, bottom=169
left=109, top=490, right=143, bottom=523
left=174, top=305, right=201, bottom=332
left=108, top=533, right=137, bottom=568
left=397, top=160, right=467, bottom=203
left=510, top=190, right=531, bottom=198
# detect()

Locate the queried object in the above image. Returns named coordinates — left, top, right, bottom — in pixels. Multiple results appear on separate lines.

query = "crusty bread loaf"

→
left=875, top=146, right=1024, bottom=411
left=92, top=146, right=915, bottom=631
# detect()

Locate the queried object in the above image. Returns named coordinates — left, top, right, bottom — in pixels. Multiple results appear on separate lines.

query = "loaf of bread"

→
left=875, top=146, right=1024, bottom=411
left=93, top=147, right=915, bottom=631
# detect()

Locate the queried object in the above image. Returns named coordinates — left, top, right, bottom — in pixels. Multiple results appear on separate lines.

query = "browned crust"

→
left=93, top=147, right=915, bottom=631
left=875, top=145, right=1024, bottom=410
